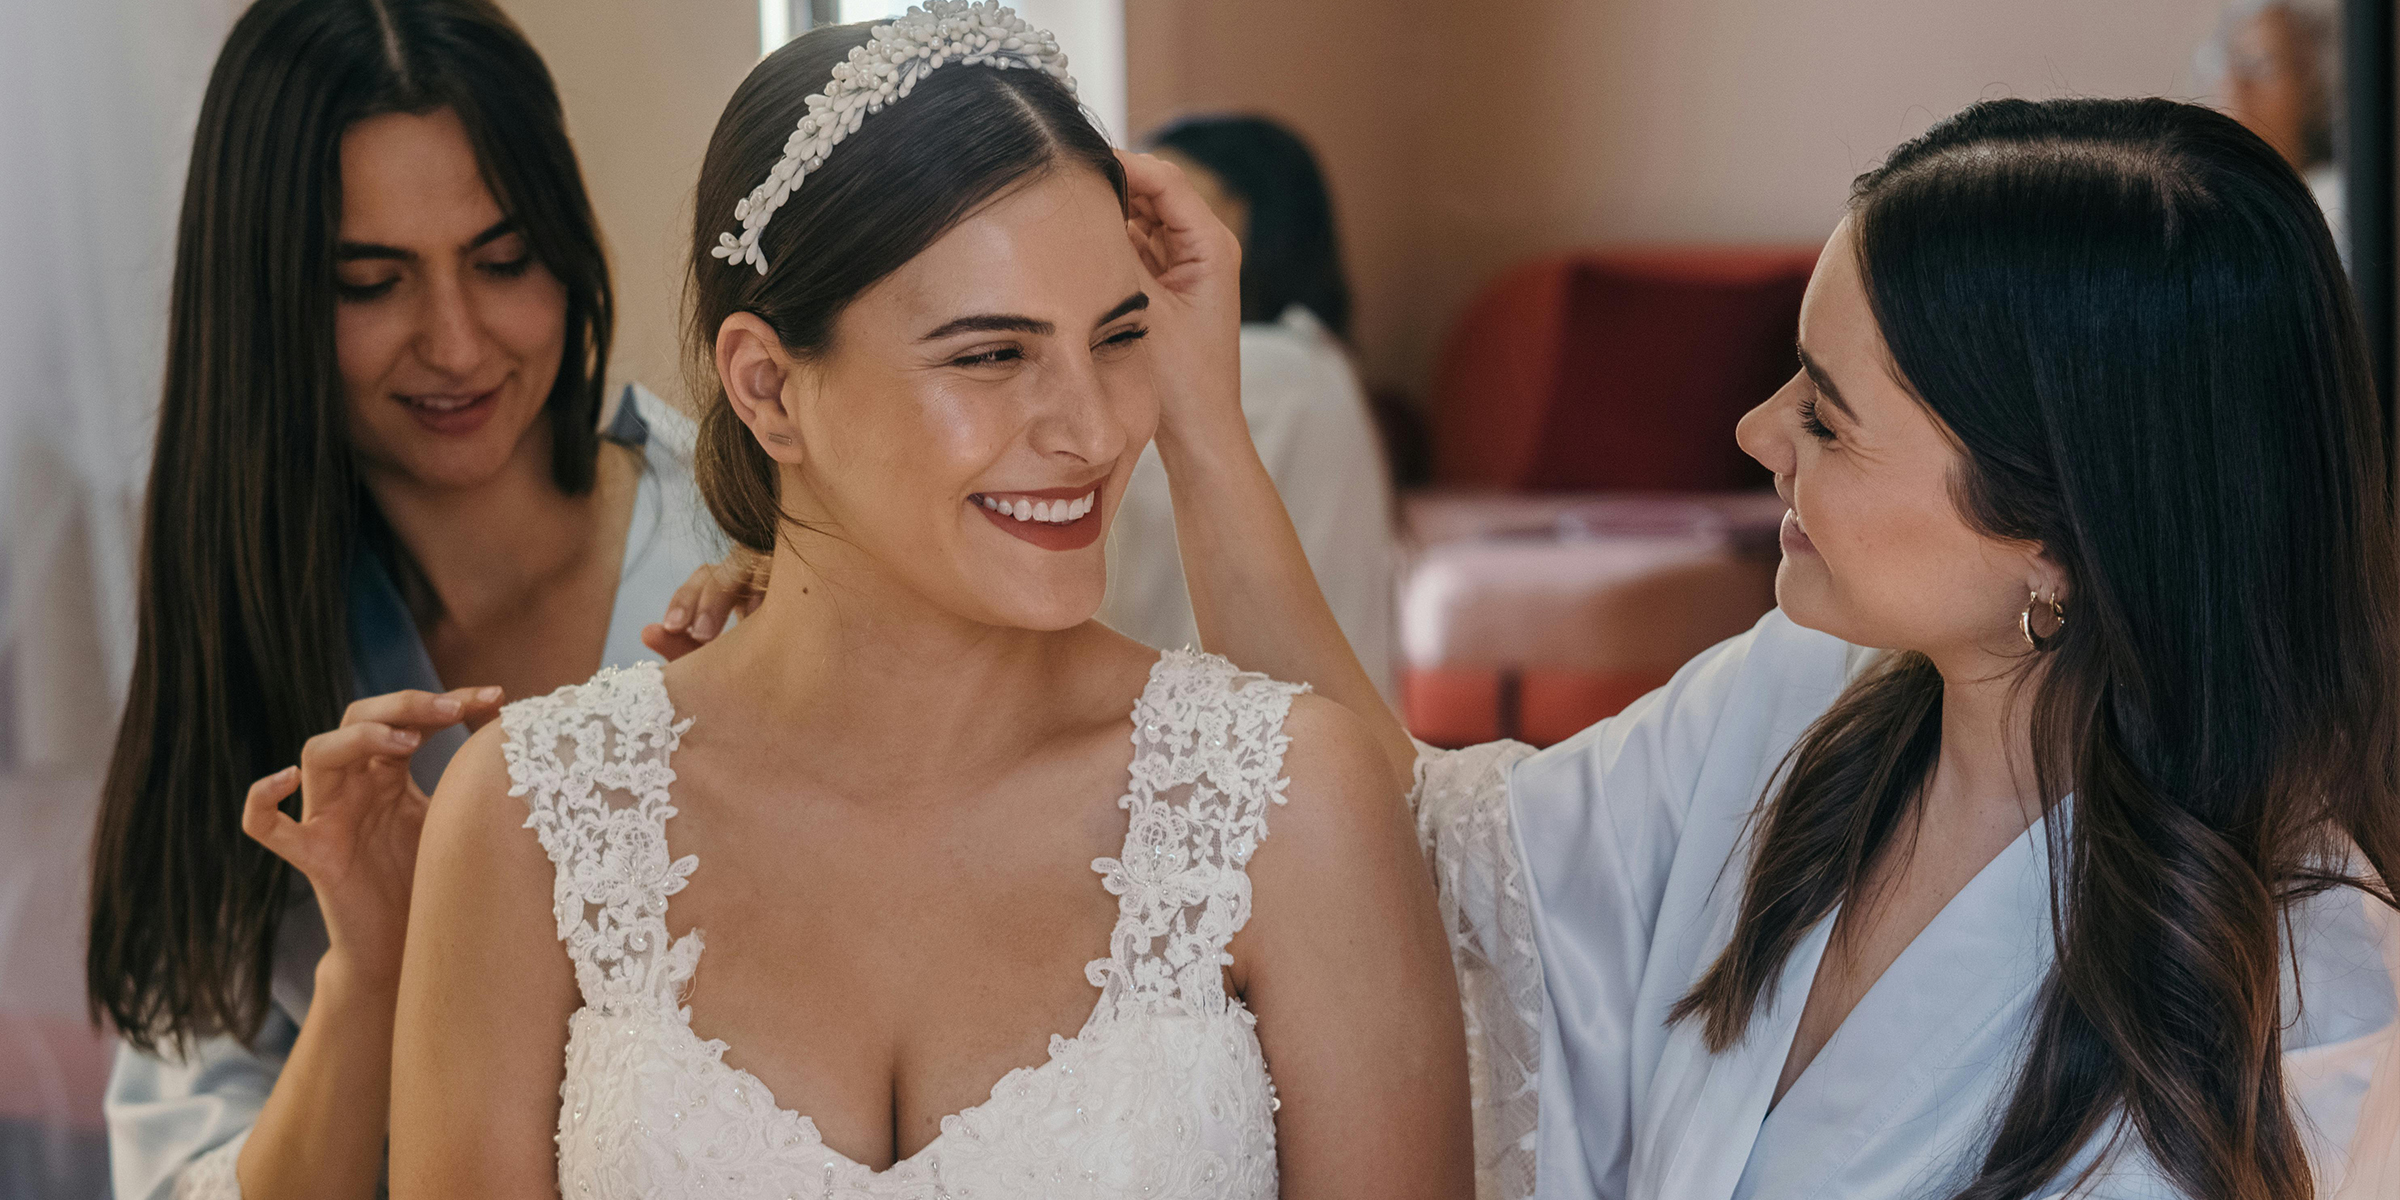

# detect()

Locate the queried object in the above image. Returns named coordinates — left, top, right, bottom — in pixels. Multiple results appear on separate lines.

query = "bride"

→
left=385, top=6, right=1472, bottom=1197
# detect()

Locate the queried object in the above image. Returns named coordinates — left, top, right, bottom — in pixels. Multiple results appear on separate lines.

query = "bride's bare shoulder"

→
left=1274, top=691, right=1404, bottom=827
left=416, top=719, right=554, bottom=908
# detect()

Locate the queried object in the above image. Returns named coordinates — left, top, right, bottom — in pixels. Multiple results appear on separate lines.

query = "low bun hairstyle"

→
left=685, top=23, right=1126, bottom=554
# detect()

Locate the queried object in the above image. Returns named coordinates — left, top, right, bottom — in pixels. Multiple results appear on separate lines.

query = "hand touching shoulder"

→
left=389, top=722, right=579, bottom=1199
left=1233, top=692, right=1474, bottom=1199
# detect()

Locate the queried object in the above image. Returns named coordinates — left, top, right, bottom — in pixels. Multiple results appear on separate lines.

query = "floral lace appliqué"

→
left=504, top=653, right=1300, bottom=1200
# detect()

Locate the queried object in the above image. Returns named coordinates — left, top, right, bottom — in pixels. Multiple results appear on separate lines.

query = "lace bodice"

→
left=502, top=651, right=1304, bottom=1200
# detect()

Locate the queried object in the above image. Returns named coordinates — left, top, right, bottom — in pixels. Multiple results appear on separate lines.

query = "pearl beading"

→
left=712, top=0, right=1077, bottom=276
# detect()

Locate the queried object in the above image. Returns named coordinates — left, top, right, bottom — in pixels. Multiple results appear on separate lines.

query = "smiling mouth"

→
left=968, top=485, right=1105, bottom=551
left=400, top=390, right=492, bottom=412
left=972, top=490, right=1097, bottom=524
left=394, top=383, right=504, bottom=436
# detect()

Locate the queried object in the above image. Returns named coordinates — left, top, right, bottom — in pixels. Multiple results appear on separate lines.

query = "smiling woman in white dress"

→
left=1147, top=98, right=2400, bottom=1199
left=385, top=8, right=1472, bottom=1199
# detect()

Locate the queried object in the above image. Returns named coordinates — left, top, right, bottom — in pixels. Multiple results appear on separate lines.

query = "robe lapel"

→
left=1629, top=813, right=2060, bottom=1200
left=1734, top=815, right=2058, bottom=1199
left=1631, top=896, right=1839, bottom=1200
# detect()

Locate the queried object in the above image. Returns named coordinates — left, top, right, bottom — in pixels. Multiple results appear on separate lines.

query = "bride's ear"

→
left=716, top=313, right=806, bottom=464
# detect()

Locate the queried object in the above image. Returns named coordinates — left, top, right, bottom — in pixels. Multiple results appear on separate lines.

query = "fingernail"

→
left=393, top=729, right=422, bottom=748
left=477, top=686, right=503, bottom=703
left=279, top=766, right=299, bottom=781
left=692, top=613, right=717, bottom=639
left=665, top=606, right=689, bottom=630
left=434, top=697, right=463, bottom=718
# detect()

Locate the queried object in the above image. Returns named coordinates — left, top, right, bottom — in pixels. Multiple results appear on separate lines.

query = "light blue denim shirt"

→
left=102, top=386, right=720, bottom=1200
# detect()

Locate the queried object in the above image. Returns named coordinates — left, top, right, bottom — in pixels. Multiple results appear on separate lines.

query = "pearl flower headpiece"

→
left=711, top=0, right=1076, bottom=276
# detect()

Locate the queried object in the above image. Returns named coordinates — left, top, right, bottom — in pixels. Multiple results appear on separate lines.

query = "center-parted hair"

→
left=685, top=23, right=1126, bottom=554
left=87, top=0, right=612, bottom=1053
left=1671, top=97, right=2400, bottom=1200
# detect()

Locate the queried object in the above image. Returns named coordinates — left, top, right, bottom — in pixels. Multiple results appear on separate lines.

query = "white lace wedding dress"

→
left=500, top=649, right=1304, bottom=1200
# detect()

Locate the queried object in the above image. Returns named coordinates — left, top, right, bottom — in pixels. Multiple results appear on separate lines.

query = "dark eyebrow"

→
left=1095, top=291, right=1149, bottom=327
left=335, top=218, right=518, bottom=264
left=464, top=218, right=518, bottom=251
left=920, top=313, right=1055, bottom=341
left=917, top=292, right=1150, bottom=343
left=1795, top=343, right=1858, bottom=419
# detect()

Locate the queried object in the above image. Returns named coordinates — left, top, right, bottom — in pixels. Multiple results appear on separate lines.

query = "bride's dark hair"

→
left=1671, top=97, right=2400, bottom=1199
left=685, top=23, right=1125, bottom=552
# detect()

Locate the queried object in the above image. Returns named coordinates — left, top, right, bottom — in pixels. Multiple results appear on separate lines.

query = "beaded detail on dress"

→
left=503, top=650, right=1302, bottom=1199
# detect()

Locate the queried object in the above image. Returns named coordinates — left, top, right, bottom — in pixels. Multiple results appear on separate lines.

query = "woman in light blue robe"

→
left=1117, top=96, right=2400, bottom=1199
left=84, top=3, right=737, bottom=1197
left=101, top=386, right=717, bottom=1199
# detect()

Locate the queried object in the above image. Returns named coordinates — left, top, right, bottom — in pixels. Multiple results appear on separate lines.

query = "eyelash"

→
left=1798, top=390, right=1836, bottom=441
left=333, top=256, right=534, bottom=303
left=952, top=346, right=1023, bottom=368
left=335, top=279, right=397, bottom=302
left=947, top=326, right=1148, bottom=369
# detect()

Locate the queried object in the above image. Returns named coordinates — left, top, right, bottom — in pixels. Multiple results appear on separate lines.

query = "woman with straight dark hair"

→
left=1097, top=114, right=1397, bottom=697
left=1145, top=97, right=2400, bottom=1197
left=86, top=1, right=723, bottom=1196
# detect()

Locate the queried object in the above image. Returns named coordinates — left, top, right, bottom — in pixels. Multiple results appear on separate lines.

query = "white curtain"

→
left=0, top=0, right=237, bottom=1196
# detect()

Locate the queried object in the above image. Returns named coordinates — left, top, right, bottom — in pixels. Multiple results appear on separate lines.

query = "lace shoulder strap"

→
left=1413, top=738, right=1543, bottom=1200
left=501, top=662, right=701, bottom=1015
left=1088, top=650, right=1307, bottom=1020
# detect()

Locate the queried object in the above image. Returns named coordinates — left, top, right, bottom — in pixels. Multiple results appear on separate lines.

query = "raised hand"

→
left=642, top=550, right=770, bottom=660
left=1118, top=150, right=1246, bottom=450
left=241, top=686, right=502, bottom=985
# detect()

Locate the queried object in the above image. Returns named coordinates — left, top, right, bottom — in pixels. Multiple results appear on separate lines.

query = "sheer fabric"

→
left=506, top=651, right=1303, bottom=1198
left=1410, top=740, right=1541, bottom=1200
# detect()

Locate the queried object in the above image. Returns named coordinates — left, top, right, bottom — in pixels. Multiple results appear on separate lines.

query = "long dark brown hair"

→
left=1671, top=98, right=2400, bottom=1199
left=87, top=0, right=613, bottom=1053
left=685, top=23, right=1125, bottom=554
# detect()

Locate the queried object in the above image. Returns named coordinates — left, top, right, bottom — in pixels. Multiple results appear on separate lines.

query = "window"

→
left=758, top=0, right=1124, bottom=143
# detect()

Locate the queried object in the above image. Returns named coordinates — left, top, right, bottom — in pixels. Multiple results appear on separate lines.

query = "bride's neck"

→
left=697, top=535, right=1092, bottom=764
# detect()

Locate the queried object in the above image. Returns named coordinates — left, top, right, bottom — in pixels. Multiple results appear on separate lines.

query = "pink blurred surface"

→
left=1, top=770, right=113, bottom=1196
left=1395, top=492, right=1783, bottom=746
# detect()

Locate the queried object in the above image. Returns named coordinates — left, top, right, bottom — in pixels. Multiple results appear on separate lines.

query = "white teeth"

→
left=977, top=490, right=1099, bottom=525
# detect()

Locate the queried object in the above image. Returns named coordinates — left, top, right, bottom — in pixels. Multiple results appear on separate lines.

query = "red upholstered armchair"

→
left=1399, top=247, right=1817, bottom=746
left=1432, top=247, right=1815, bottom=491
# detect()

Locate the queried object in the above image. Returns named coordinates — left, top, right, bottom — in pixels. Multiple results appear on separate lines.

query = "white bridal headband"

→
left=710, top=0, right=1077, bottom=276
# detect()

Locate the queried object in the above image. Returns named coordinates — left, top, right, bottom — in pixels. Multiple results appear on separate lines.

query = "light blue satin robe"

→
left=1431, top=609, right=2396, bottom=1199
left=101, top=386, right=720, bottom=1200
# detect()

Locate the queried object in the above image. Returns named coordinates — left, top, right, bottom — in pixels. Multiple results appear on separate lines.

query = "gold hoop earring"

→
left=2020, top=588, right=2066, bottom=651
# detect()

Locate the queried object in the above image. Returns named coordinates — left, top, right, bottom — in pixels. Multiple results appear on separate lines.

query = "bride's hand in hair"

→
left=642, top=550, right=769, bottom=660
left=1119, top=150, right=1246, bottom=451
left=240, top=687, right=503, bottom=986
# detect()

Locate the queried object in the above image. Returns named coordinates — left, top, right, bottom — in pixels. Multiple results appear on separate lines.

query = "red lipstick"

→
left=969, top=483, right=1104, bottom=552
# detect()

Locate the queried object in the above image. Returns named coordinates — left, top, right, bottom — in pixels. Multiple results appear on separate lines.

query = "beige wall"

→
left=516, top=0, right=2251, bottom=403
left=498, top=0, right=757, bottom=410
left=1131, top=0, right=2230, bottom=397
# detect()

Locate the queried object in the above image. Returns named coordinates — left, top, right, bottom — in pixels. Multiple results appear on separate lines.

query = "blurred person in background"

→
left=1098, top=115, right=1396, bottom=697
left=82, top=2, right=727, bottom=1197
left=2201, top=0, right=2346, bottom=257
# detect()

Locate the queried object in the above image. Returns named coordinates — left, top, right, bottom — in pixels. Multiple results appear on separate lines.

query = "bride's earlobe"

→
left=717, top=313, right=805, bottom=463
